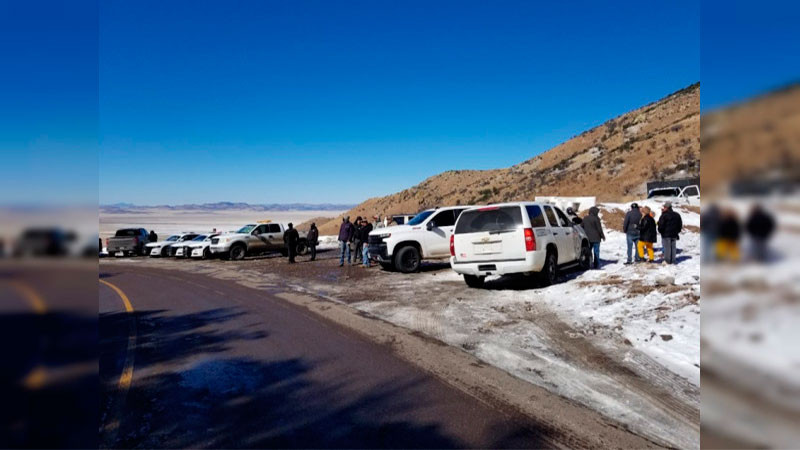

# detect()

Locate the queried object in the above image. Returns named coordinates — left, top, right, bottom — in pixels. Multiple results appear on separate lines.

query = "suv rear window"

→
left=115, top=229, right=139, bottom=237
left=455, top=206, right=523, bottom=234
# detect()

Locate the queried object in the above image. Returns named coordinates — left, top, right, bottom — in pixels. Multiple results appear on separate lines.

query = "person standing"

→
left=700, top=203, right=721, bottom=264
left=582, top=206, right=605, bottom=269
left=716, top=209, right=741, bottom=262
left=745, top=204, right=775, bottom=262
left=372, top=215, right=384, bottom=229
left=362, top=236, right=371, bottom=267
left=338, top=216, right=354, bottom=266
left=637, top=206, right=657, bottom=262
left=307, top=223, right=319, bottom=261
left=283, top=222, right=299, bottom=263
left=622, top=203, right=643, bottom=264
left=352, top=217, right=364, bottom=264
left=657, top=202, right=683, bottom=264
left=148, top=230, right=158, bottom=242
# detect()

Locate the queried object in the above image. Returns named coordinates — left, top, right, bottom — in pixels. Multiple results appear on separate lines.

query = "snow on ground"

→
left=701, top=196, right=800, bottom=446
left=317, top=201, right=701, bottom=448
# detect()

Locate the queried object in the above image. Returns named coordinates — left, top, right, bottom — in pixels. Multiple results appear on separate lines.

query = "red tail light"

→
left=133, top=236, right=139, bottom=244
left=524, top=228, right=536, bottom=251
left=450, top=234, right=455, bottom=256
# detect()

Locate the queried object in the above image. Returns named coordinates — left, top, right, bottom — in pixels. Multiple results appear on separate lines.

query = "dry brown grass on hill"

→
left=305, top=83, right=700, bottom=236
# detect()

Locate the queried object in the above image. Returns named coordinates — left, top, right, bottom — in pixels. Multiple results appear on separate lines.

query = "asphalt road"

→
left=99, top=264, right=553, bottom=448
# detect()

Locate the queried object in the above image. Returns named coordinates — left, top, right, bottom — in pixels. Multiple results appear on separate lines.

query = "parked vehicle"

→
left=209, top=221, right=308, bottom=261
left=145, top=232, right=200, bottom=257
left=450, top=202, right=590, bottom=288
left=174, top=233, right=220, bottom=259
left=368, top=206, right=476, bottom=273
left=647, top=184, right=700, bottom=205
left=106, top=228, right=149, bottom=256
left=13, top=228, right=74, bottom=257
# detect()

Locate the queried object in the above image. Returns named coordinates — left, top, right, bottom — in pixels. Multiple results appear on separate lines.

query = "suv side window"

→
left=525, top=205, right=547, bottom=228
left=253, top=225, right=269, bottom=235
left=268, top=224, right=282, bottom=233
left=430, top=210, right=456, bottom=227
left=543, top=206, right=558, bottom=227
left=554, top=207, right=571, bottom=227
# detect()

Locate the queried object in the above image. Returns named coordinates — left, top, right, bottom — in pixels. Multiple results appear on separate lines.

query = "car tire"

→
left=578, top=243, right=591, bottom=270
left=464, top=274, right=485, bottom=288
left=161, top=247, right=169, bottom=257
left=202, top=248, right=210, bottom=260
left=296, top=240, right=308, bottom=256
left=230, top=244, right=246, bottom=261
left=394, top=246, right=421, bottom=273
left=538, top=250, right=558, bottom=287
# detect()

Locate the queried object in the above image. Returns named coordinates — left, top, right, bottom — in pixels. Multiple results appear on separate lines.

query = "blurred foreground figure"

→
left=745, top=204, right=776, bottom=262
left=715, top=209, right=741, bottom=262
left=700, top=204, right=721, bottom=263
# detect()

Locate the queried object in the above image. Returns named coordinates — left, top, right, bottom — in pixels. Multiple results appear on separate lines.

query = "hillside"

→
left=312, top=83, right=700, bottom=235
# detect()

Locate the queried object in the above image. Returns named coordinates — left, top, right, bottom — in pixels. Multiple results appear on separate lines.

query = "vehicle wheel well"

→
left=581, top=238, right=589, bottom=248
left=394, top=240, right=422, bottom=258
left=546, top=243, right=558, bottom=257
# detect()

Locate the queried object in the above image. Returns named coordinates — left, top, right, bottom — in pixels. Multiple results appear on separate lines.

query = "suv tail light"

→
left=105, top=238, right=109, bottom=247
left=524, top=228, right=536, bottom=251
left=449, top=234, right=455, bottom=256
left=133, top=236, right=139, bottom=244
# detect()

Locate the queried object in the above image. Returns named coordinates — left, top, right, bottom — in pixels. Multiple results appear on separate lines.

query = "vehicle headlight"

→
left=377, top=233, right=391, bottom=239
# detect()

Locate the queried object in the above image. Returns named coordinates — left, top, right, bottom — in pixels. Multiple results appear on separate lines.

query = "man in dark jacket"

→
left=307, top=223, right=319, bottom=261
left=338, top=216, right=355, bottom=266
left=283, top=222, right=299, bottom=263
left=622, top=203, right=643, bottom=264
left=657, top=202, right=683, bottom=264
left=352, top=217, right=364, bottom=264
left=745, top=204, right=775, bottom=262
left=148, top=230, right=158, bottom=242
left=582, top=206, right=605, bottom=269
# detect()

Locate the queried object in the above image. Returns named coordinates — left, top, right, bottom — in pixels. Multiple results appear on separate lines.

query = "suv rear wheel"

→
left=394, top=245, right=420, bottom=273
left=464, top=274, right=485, bottom=288
left=538, top=250, right=558, bottom=287
left=578, top=243, right=591, bottom=270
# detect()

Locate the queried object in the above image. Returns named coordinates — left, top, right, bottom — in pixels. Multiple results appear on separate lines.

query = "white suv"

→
left=450, top=202, right=590, bottom=288
left=367, top=205, right=476, bottom=273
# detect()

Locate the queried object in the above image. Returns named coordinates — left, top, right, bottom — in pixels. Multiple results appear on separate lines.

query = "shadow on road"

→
left=100, top=307, right=543, bottom=448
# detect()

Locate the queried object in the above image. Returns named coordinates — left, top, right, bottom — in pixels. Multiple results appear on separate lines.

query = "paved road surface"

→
left=99, top=264, right=554, bottom=448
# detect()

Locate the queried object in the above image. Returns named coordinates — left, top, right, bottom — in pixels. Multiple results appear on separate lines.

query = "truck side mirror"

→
left=426, top=222, right=434, bottom=231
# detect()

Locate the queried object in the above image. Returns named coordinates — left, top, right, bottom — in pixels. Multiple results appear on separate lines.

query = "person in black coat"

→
left=283, top=223, right=299, bottom=263
left=636, top=206, right=657, bottom=262
left=307, top=223, right=319, bottom=261
left=148, top=230, right=158, bottom=242
left=582, top=206, right=605, bottom=269
left=745, top=204, right=775, bottom=262
left=657, top=202, right=683, bottom=264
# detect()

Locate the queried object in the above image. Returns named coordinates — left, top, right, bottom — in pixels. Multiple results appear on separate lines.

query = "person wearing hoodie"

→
left=582, top=206, right=605, bottom=269
left=657, top=202, right=683, bottom=264
left=745, top=204, right=775, bottom=262
left=307, top=223, right=319, bottom=261
left=622, top=203, right=643, bottom=264
left=637, top=206, right=657, bottom=262
left=338, top=216, right=355, bottom=266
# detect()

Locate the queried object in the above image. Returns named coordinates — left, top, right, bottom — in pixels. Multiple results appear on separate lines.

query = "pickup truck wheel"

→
left=230, top=244, right=246, bottom=261
left=394, top=246, right=420, bottom=273
left=295, top=241, right=308, bottom=256
left=538, top=251, right=558, bottom=287
left=578, top=244, right=591, bottom=270
left=464, top=275, right=485, bottom=288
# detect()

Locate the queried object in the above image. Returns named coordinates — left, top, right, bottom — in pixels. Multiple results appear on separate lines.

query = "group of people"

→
left=581, top=201, right=684, bottom=268
left=279, top=214, right=387, bottom=265
left=700, top=203, right=775, bottom=263
left=337, top=215, right=385, bottom=267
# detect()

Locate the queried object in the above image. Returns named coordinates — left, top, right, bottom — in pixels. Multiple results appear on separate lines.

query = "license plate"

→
left=115, top=251, right=124, bottom=257
left=474, top=243, right=501, bottom=254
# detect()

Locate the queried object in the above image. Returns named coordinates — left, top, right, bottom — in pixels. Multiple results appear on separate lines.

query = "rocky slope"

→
left=312, top=83, right=699, bottom=235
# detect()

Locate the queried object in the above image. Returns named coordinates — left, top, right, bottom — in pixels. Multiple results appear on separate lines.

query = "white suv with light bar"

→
left=450, top=202, right=590, bottom=288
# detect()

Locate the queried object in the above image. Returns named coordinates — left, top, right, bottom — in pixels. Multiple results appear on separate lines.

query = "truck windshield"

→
left=455, top=206, right=523, bottom=234
left=406, top=210, right=434, bottom=226
left=236, top=225, right=256, bottom=234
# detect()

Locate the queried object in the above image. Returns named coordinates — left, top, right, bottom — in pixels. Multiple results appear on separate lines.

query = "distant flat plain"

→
left=99, top=208, right=344, bottom=240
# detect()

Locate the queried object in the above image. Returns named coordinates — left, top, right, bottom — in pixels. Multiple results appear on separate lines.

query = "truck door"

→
left=554, top=207, right=579, bottom=262
left=250, top=225, right=270, bottom=252
left=267, top=224, right=283, bottom=249
left=543, top=206, right=572, bottom=264
left=424, top=210, right=457, bottom=258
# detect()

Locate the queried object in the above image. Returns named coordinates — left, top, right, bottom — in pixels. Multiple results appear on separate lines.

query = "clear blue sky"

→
left=702, top=0, right=800, bottom=110
left=98, top=0, right=701, bottom=205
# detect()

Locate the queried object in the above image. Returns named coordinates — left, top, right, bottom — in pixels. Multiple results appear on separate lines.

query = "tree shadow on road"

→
left=100, top=308, right=545, bottom=448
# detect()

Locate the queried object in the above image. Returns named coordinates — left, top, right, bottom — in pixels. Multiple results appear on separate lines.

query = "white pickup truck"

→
left=647, top=184, right=700, bottom=206
left=209, top=222, right=308, bottom=260
left=367, top=206, right=476, bottom=273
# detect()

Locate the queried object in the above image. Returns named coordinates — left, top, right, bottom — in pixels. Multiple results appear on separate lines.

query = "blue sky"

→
left=0, top=1, right=97, bottom=205
left=98, top=0, right=701, bottom=205
left=701, top=0, right=800, bottom=110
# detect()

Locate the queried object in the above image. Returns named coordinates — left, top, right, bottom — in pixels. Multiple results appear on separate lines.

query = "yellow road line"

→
left=9, top=281, right=47, bottom=314
left=99, top=279, right=137, bottom=393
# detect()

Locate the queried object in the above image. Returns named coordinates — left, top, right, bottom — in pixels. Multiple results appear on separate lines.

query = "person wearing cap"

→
left=307, top=222, right=319, bottom=261
left=657, top=202, right=683, bottom=264
left=622, top=202, right=643, bottom=264
left=283, top=222, right=299, bottom=263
